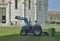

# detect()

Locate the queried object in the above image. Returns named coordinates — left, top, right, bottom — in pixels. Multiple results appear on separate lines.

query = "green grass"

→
left=0, top=25, right=60, bottom=41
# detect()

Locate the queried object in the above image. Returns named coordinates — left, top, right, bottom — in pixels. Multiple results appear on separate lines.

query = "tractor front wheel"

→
left=20, top=30, right=27, bottom=36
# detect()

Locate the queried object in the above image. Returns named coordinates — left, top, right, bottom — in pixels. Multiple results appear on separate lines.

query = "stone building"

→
left=0, top=0, right=10, bottom=26
left=0, top=0, right=48, bottom=26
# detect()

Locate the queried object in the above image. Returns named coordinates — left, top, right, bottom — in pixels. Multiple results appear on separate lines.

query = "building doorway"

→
left=0, top=8, right=6, bottom=23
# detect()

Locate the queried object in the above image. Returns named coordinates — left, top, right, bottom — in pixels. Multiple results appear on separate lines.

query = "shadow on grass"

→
left=0, top=32, right=60, bottom=41
left=55, top=32, right=60, bottom=41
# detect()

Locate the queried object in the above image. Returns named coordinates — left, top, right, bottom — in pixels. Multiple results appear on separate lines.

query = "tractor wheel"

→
left=34, top=29, right=42, bottom=36
left=33, top=25, right=42, bottom=36
left=20, top=30, right=27, bottom=36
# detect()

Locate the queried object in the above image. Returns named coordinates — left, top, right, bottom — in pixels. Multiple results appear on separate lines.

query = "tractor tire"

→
left=33, top=25, right=42, bottom=36
left=20, top=30, right=27, bottom=36
left=34, top=29, right=41, bottom=36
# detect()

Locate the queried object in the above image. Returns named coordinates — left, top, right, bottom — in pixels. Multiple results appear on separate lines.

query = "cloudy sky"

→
left=48, top=0, right=60, bottom=11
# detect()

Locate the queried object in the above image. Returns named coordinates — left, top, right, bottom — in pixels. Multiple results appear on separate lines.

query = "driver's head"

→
left=35, top=20, right=37, bottom=23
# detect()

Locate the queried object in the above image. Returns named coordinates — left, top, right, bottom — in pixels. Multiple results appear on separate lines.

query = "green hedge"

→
left=47, top=28, right=55, bottom=36
left=50, top=22, right=60, bottom=24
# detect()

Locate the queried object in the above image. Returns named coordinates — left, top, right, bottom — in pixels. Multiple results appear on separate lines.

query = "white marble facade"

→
left=0, top=0, right=48, bottom=25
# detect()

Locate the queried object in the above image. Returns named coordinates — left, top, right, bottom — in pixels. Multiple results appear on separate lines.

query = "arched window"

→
left=28, top=0, right=31, bottom=10
left=39, top=1, right=41, bottom=10
left=15, top=0, right=18, bottom=9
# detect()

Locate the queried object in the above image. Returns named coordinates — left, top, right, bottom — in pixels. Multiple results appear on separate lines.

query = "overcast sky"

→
left=48, top=0, right=60, bottom=11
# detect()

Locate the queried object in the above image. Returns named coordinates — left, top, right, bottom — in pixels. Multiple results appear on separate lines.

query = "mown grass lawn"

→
left=0, top=25, right=60, bottom=41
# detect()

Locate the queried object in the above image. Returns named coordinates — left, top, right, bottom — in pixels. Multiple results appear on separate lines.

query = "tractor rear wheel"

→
left=33, top=24, right=42, bottom=36
left=34, top=29, right=42, bottom=36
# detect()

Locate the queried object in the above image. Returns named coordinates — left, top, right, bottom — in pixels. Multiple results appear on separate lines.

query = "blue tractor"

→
left=15, top=16, right=42, bottom=36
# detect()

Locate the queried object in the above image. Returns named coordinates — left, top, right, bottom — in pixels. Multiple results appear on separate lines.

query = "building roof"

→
left=49, top=12, right=60, bottom=14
